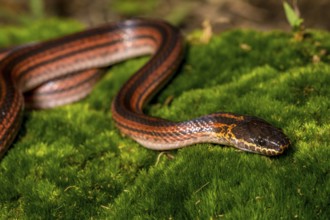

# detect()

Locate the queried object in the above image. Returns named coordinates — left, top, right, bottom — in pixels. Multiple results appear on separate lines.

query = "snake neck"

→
left=112, top=111, right=243, bottom=150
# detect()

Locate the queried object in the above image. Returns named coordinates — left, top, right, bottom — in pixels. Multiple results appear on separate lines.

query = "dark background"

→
left=0, top=0, right=329, bottom=32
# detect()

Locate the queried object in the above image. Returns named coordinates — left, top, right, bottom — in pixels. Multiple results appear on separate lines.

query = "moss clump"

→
left=0, top=18, right=83, bottom=46
left=0, top=20, right=329, bottom=219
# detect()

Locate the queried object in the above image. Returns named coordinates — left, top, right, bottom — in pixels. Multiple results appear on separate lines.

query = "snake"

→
left=0, top=19, right=290, bottom=158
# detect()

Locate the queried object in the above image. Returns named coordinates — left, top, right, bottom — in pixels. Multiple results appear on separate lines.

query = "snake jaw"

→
left=229, top=136, right=289, bottom=156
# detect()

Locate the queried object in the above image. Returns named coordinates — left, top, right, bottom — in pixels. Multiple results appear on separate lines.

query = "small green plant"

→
left=29, top=0, right=44, bottom=19
left=283, top=1, right=305, bottom=41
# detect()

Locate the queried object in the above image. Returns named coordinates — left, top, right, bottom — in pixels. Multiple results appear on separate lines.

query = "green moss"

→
left=0, top=20, right=329, bottom=219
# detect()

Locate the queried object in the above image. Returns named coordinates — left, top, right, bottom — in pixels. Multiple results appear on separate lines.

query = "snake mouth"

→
left=231, top=138, right=290, bottom=156
left=258, top=142, right=290, bottom=156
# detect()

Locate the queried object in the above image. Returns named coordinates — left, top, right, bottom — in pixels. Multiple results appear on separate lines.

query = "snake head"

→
left=230, top=116, right=290, bottom=156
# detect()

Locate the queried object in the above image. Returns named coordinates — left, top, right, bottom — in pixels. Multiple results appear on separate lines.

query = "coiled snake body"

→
left=0, top=19, right=290, bottom=158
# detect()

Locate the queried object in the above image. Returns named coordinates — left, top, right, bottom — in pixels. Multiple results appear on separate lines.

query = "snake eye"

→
left=255, top=137, right=266, bottom=146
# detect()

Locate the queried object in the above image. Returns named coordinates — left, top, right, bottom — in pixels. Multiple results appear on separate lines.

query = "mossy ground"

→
left=0, top=19, right=329, bottom=219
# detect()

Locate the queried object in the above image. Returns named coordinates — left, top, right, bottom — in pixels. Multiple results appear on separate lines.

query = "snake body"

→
left=0, top=19, right=290, bottom=158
